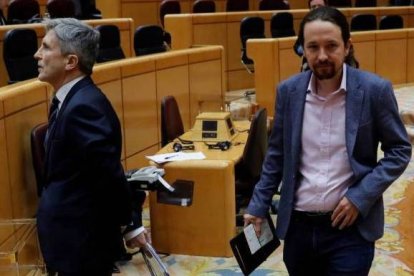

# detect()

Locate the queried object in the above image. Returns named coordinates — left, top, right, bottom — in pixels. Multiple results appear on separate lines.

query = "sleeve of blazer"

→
left=346, top=79, right=412, bottom=218
left=246, top=83, right=287, bottom=217
left=66, top=97, right=133, bottom=225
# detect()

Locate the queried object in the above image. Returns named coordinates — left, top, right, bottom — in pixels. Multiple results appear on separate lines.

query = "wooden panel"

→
left=5, top=104, right=45, bottom=218
left=123, top=73, right=158, bottom=157
left=193, top=22, right=227, bottom=58
left=0, top=99, right=4, bottom=119
left=248, top=38, right=278, bottom=115
left=125, top=145, right=159, bottom=171
left=2, top=82, right=48, bottom=116
left=279, top=45, right=302, bottom=82
left=121, top=2, right=159, bottom=28
left=189, top=59, right=224, bottom=124
left=156, top=66, right=190, bottom=130
left=0, top=119, right=12, bottom=219
left=227, top=70, right=254, bottom=91
left=165, top=14, right=193, bottom=50
left=121, top=58, right=156, bottom=77
left=155, top=52, right=188, bottom=70
left=97, top=80, right=125, bottom=160
left=352, top=32, right=376, bottom=73
left=150, top=160, right=235, bottom=256
left=376, top=32, right=407, bottom=84
left=92, top=66, right=121, bottom=84
left=408, top=31, right=414, bottom=83
left=96, top=0, right=121, bottom=18
left=226, top=21, right=242, bottom=72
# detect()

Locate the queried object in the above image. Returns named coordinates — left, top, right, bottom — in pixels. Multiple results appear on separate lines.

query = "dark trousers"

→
left=283, top=211, right=375, bottom=276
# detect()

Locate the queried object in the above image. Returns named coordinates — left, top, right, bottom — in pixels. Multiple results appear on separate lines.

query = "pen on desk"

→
left=164, top=154, right=178, bottom=160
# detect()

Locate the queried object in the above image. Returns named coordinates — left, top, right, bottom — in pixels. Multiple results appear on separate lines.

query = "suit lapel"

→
left=290, top=71, right=311, bottom=171
left=44, top=77, right=93, bottom=174
left=345, top=66, right=364, bottom=157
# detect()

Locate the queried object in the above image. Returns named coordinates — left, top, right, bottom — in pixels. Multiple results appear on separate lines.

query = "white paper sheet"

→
left=243, top=219, right=274, bottom=254
left=146, top=152, right=206, bottom=164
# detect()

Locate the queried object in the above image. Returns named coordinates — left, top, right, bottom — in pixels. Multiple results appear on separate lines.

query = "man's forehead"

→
left=304, top=20, right=342, bottom=34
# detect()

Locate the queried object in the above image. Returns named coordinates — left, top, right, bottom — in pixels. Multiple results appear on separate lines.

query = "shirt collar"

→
left=307, top=63, right=347, bottom=96
left=54, top=75, right=85, bottom=109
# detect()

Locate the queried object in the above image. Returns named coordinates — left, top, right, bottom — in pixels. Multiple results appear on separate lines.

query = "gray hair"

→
left=44, top=18, right=100, bottom=75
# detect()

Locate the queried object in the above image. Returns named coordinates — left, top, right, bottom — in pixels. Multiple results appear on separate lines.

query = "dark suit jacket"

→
left=247, top=65, right=412, bottom=242
left=37, top=76, right=135, bottom=273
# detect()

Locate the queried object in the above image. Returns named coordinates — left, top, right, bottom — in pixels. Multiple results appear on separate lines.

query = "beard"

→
left=312, top=61, right=337, bottom=80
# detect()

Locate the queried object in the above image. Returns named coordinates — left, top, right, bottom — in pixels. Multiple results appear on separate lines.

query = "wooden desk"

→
left=149, top=120, right=249, bottom=257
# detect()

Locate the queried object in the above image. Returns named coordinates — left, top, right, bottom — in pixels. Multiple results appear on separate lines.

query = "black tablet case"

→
left=230, top=214, right=280, bottom=275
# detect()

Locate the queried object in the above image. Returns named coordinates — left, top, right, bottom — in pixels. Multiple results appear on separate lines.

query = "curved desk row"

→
left=94, top=0, right=389, bottom=29
left=165, top=6, right=414, bottom=91
left=247, top=28, right=414, bottom=117
left=0, top=45, right=225, bottom=231
left=0, top=18, right=135, bottom=87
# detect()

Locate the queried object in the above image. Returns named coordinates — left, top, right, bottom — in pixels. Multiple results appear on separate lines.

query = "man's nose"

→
left=34, top=48, right=41, bottom=60
left=317, top=48, right=328, bottom=61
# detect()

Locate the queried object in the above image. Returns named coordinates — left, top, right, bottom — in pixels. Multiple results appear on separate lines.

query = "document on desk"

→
left=146, top=152, right=206, bottom=164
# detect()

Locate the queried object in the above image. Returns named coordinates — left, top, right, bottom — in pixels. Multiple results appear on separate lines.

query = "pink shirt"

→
left=294, top=64, right=354, bottom=212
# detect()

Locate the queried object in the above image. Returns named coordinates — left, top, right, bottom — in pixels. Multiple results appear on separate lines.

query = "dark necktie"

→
left=44, top=96, right=60, bottom=149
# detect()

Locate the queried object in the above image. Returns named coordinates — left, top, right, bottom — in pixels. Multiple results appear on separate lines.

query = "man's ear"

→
left=65, top=54, right=79, bottom=71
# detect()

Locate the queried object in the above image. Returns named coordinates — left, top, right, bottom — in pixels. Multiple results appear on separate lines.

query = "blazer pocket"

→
left=354, top=121, right=377, bottom=165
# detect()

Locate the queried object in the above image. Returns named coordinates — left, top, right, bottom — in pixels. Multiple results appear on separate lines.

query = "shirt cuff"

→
left=123, top=226, right=145, bottom=241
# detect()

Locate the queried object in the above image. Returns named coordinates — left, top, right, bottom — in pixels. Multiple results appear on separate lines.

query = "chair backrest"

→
left=242, top=107, right=268, bottom=180
left=7, top=0, right=41, bottom=24
left=30, top=122, right=48, bottom=197
left=159, top=0, right=181, bottom=27
left=379, top=15, right=404, bottom=29
left=240, top=16, right=265, bottom=67
left=226, top=0, right=249, bottom=11
left=3, top=28, right=39, bottom=84
left=46, top=0, right=76, bottom=18
left=259, top=0, right=290, bottom=10
left=271, top=12, right=295, bottom=38
left=134, top=25, right=167, bottom=56
left=161, top=95, right=184, bottom=147
left=328, top=0, right=352, bottom=7
left=389, top=0, right=411, bottom=5
left=350, top=14, right=377, bottom=31
left=354, top=0, right=377, bottom=7
left=95, top=25, right=125, bottom=63
left=192, top=0, right=216, bottom=13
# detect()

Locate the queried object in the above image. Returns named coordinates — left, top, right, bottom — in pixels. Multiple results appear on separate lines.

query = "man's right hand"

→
left=243, top=213, right=265, bottom=237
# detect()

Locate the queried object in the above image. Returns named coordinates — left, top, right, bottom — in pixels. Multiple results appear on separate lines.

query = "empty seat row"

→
left=350, top=14, right=404, bottom=31
left=2, top=24, right=169, bottom=84
left=1, top=0, right=101, bottom=25
left=240, top=13, right=404, bottom=74
left=159, top=0, right=290, bottom=25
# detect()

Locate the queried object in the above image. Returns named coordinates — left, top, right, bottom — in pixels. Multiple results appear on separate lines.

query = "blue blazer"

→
left=37, top=77, right=134, bottom=272
left=247, top=66, right=412, bottom=242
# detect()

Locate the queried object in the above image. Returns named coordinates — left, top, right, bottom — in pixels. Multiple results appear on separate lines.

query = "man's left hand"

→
left=331, top=197, right=359, bottom=230
left=126, top=229, right=151, bottom=249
